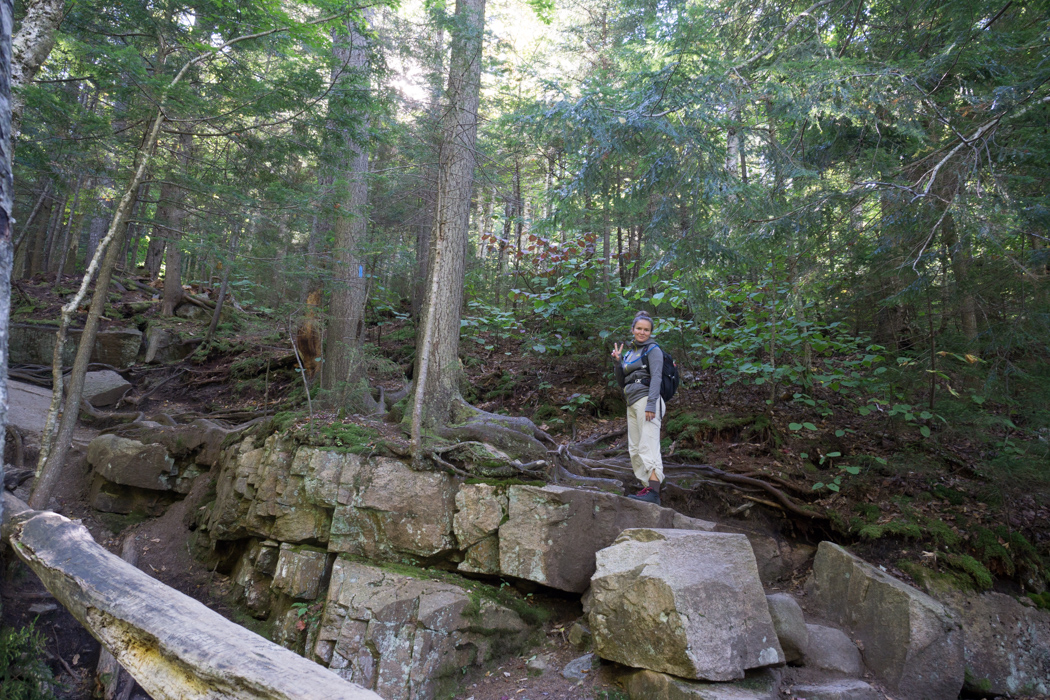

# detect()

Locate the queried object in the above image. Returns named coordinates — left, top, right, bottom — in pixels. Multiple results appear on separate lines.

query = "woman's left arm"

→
left=645, top=347, right=663, bottom=414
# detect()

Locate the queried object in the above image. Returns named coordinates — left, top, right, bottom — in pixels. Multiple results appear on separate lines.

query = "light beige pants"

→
left=626, top=396, right=664, bottom=485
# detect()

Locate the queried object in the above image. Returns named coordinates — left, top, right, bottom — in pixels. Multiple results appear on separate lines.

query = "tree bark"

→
left=9, top=0, right=64, bottom=139
left=412, top=19, right=445, bottom=319
left=409, top=0, right=485, bottom=454
left=207, top=223, right=243, bottom=342
left=0, top=0, right=14, bottom=532
left=162, top=131, right=193, bottom=315
left=321, top=16, right=372, bottom=408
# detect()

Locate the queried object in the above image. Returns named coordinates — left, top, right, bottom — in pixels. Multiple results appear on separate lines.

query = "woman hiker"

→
left=611, top=311, right=664, bottom=506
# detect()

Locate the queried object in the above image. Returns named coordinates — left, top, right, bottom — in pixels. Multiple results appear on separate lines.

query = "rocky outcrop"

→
left=806, top=541, right=964, bottom=700
left=311, top=557, right=531, bottom=700
left=497, top=485, right=715, bottom=592
left=586, top=529, right=784, bottom=681
left=9, top=323, right=143, bottom=368
left=329, top=456, right=457, bottom=562
left=940, top=591, right=1050, bottom=696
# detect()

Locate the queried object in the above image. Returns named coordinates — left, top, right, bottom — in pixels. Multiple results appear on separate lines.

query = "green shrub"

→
left=0, top=622, right=57, bottom=700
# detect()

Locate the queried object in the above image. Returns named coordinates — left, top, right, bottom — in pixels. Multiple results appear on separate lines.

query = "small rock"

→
left=83, top=370, right=132, bottom=407
left=561, top=653, right=595, bottom=681
left=28, top=603, right=59, bottom=615
left=803, top=624, right=863, bottom=676
left=766, top=593, right=808, bottom=664
left=526, top=654, right=548, bottom=676
left=567, top=621, right=593, bottom=651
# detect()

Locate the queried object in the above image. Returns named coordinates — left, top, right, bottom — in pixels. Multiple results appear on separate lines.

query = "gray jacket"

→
left=614, top=339, right=663, bottom=413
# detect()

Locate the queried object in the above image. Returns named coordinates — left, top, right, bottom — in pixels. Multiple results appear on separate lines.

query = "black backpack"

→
left=641, top=344, right=680, bottom=402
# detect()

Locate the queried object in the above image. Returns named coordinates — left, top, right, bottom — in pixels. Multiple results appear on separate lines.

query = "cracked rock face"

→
left=311, top=557, right=530, bottom=700
left=585, top=529, right=784, bottom=681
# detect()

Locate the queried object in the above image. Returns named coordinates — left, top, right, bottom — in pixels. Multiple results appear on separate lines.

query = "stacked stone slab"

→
left=806, top=542, right=964, bottom=700
left=310, top=557, right=531, bottom=700
left=585, top=529, right=784, bottom=681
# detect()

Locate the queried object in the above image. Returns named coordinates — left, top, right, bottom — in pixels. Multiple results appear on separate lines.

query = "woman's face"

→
left=632, top=319, right=653, bottom=344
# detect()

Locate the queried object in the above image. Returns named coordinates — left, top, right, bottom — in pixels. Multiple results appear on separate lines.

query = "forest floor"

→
left=3, top=273, right=1050, bottom=699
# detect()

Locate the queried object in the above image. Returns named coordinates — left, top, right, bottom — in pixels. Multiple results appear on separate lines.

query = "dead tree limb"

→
left=2, top=492, right=381, bottom=700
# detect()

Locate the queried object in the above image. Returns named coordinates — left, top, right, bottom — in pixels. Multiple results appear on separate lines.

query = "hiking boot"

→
left=627, top=486, right=661, bottom=506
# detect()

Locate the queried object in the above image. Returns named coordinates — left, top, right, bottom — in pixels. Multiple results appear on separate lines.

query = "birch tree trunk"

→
left=0, top=0, right=15, bottom=535
left=9, top=0, right=63, bottom=139
left=321, top=16, right=372, bottom=408
left=409, top=0, right=485, bottom=452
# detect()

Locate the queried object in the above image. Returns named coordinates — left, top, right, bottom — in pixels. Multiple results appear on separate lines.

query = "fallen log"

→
left=1, top=493, right=380, bottom=700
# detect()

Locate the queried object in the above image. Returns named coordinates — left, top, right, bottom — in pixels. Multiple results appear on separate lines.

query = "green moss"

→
left=925, top=519, right=961, bottom=548
left=311, top=422, right=381, bottom=454
left=664, top=412, right=771, bottom=446
left=857, top=519, right=923, bottom=541
left=670, top=448, right=706, bottom=463
left=944, top=553, right=994, bottom=590
left=964, top=668, right=994, bottom=694
left=854, top=503, right=881, bottom=521
left=931, top=484, right=967, bottom=505
left=1026, top=592, right=1050, bottom=611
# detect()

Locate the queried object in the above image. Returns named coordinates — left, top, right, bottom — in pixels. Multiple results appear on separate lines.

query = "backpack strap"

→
left=640, top=343, right=658, bottom=368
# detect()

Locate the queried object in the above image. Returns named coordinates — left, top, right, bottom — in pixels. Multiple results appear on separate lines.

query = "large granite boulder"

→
left=806, top=542, right=964, bottom=700
left=497, top=485, right=715, bottom=593
left=311, top=557, right=532, bottom=700
left=624, top=668, right=781, bottom=700
left=585, top=529, right=784, bottom=681
left=88, top=434, right=176, bottom=491
left=941, top=591, right=1050, bottom=696
left=83, top=370, right=132, bottom=407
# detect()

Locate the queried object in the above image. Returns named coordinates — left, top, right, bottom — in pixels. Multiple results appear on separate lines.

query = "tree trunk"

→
left=31, top=102, right=171, bottom=509
left=409, top=0, right=485, bottom=454
left=22, top=189, right=51, bottom=275
left=145, top=179, right=174, bottom=281
left=49, top=175, right=83, bottom=276
left=9, top=0, right=64, bottom=139
left=321, top=16, right=372, bottom=408
left=162, top=131, right=193, bottom=315
left=207, top=223, right=244, bottom=342
left=0, top=0, right=14, bottom=532
left=412, top=20, right=445, bottom=319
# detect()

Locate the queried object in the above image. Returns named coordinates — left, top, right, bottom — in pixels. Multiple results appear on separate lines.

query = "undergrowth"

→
left=0, top=622, right=57, bottom=700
